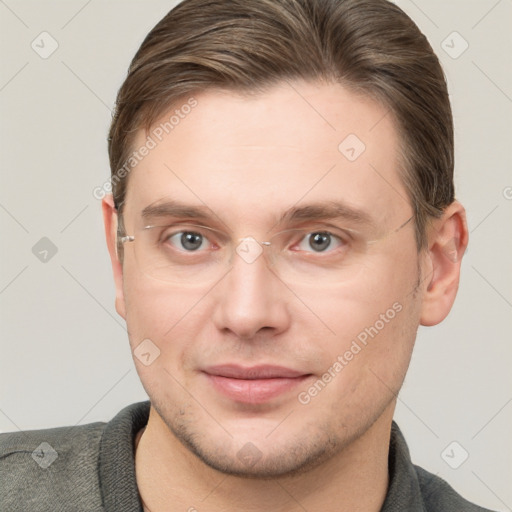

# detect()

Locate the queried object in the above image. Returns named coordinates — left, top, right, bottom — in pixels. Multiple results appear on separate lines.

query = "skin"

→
left=103, top=80, right=468, bottom=511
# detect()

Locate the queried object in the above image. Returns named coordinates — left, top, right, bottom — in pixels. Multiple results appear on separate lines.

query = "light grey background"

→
left=0, top=0, right=511, bottom=510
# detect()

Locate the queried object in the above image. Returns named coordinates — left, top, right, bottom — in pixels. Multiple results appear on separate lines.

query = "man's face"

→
left=117, top=81, right=426, bottom=477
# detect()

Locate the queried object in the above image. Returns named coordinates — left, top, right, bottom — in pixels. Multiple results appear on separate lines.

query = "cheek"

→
left=305, top=248, right=420, bottom=377
left=312, top=290, right=416, bottom=387
left=122, top=275, right=207, bottom=372
left=295, top=291, right=420, bottom=433
left=324, top=254, right=420, bottom=392
left=306, top=249, right=418, bottom=339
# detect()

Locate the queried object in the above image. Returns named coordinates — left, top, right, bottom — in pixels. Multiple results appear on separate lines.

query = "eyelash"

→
left=157, top=225, right=350, bottom=254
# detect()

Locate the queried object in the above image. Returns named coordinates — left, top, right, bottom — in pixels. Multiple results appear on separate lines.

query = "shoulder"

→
left=414, top=464, right=496, bottom=512
left=386, top=422, right=496, bottom=512
left=0, top=421, right=106, bottom=511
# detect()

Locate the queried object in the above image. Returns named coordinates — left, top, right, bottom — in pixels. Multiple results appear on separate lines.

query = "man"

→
left=0, top=0, right=496, bottom=510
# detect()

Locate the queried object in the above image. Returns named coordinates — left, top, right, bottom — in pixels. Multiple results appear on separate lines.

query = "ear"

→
left=420, top=200, right=469, bottom=326
left=102, top=194, right=126, bottom=319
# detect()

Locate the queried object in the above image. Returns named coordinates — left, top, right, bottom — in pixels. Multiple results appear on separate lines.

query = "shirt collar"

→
left=99, top=401, right=150, bottom=512
left=381, top=421, right=427, bottom=511
left=99, top=402, right=426, bottom=511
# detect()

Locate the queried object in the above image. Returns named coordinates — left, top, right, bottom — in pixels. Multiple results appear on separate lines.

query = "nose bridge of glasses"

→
left=234, top=236, right=274, bottom=266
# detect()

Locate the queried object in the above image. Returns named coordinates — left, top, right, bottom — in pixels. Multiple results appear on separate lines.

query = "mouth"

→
left=202, top=364, right=313, bottom=404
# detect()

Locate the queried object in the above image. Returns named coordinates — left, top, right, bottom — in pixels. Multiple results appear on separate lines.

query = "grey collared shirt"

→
left=0, top=401, right=495, bottom=511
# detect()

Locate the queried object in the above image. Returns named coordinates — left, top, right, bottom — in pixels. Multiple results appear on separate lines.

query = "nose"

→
left=211, top=240, right=290, bottom=341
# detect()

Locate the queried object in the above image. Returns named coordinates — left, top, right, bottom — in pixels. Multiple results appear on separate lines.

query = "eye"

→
left=296, top=231, right=344, bottom=253
left=166, top=231, right=209, bottom=252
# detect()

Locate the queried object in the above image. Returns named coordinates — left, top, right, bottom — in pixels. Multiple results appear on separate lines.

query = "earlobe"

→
left=102, top=194, right=126, bottom=319
left=419, top=201, right=469, bottom=326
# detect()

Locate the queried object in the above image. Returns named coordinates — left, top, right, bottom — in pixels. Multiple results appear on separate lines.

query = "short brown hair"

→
left=108, top=0, right=454, bottom=249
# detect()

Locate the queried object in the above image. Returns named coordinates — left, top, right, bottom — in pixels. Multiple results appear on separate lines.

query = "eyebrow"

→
left=278, top=201, right=374, bottom=227
left=140, top=199, right=375, bottom=229
left=141, top=201, right=215, bottom=222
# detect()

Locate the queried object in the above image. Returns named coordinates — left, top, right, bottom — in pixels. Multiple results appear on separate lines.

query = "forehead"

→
left=124, top=80, right=409, bottom=227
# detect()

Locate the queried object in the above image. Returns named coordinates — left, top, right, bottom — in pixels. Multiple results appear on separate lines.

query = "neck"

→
left=135, top=406, right=393, bottom=512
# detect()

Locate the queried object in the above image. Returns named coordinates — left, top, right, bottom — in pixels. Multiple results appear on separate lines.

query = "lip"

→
left=203, top=364, right=312, bottom=404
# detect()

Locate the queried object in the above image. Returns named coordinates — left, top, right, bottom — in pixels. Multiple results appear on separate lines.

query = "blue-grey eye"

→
left=169, top=231, right=207, bottom=251
left=297, top=232, right=342, bottom=253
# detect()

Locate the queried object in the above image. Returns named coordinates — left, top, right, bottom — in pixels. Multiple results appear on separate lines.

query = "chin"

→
left=150, top=392, right=387, bottom=479
left=174, top=425, right=340, bottom=479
